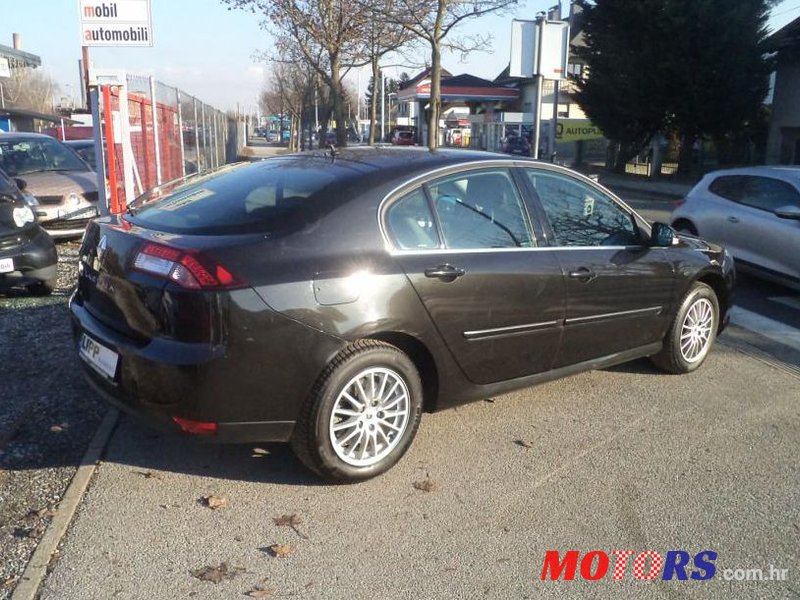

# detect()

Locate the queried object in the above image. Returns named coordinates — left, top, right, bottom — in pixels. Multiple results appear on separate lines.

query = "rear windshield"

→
left=127, top=158, right=345, bottom=235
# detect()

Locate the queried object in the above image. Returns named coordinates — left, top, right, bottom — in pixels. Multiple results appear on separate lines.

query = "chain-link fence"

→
left=103, top=74, right=248, bottom=210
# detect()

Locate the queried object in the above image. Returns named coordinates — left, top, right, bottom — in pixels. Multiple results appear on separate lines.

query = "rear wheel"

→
left=651, top=282, right=718, bottom=373
left=291, top=340, right=423, bottom=482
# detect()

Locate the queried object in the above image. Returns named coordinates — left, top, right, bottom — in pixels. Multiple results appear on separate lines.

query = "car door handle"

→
left=568, top=267, right=597, bottom=282
left=728, top=216, right=740, bottom=223
left=424, top=265, right=465, bottom=280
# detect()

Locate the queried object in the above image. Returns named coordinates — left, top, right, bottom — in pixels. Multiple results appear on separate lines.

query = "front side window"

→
left=526, top=170, right=640, bottom=247
left=426, top=169, right=533, bottom=249
left=741, top=176, right=800, bottom=212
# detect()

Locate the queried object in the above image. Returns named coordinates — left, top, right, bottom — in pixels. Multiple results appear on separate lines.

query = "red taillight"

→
left=172, top=416, right=218, bottom=436
left=133, top=242, right=245, bottom=290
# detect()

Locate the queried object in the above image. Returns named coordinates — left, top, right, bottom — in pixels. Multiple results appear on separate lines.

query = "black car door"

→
left=384, top=166, right=565, bottom=385
left=519, top=167, right=676, bottom=368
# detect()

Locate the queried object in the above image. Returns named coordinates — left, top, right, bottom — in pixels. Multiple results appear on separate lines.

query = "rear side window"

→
left=709, top=176, right=744, bottom=201
left=386, top=189, right=439, bottom=249
left=128, top=160, right=340, bottom=235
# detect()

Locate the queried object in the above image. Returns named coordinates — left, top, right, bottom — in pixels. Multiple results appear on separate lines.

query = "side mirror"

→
left=13, top=177, right=27, bottom=192
left=650, top=222, right=679, bottom=247
left=774, top=205, right=800, bottom=221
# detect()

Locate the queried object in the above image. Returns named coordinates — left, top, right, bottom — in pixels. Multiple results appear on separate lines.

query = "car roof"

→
left=704, top=165, right=800, bottom=184
left=0, top=132, right=60, bottom=142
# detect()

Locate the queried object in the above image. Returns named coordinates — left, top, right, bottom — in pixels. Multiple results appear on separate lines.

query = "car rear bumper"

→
left=69, top=288, right=346, bottom=443
left=0, top=225, right=57, bottom=288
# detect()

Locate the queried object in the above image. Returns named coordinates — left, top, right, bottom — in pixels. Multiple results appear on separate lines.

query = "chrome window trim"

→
left=463, top=320, right=560, bottom=340
left=564, top=305, right=663, bottom=325
left=377, top=158, right=653, bottom=254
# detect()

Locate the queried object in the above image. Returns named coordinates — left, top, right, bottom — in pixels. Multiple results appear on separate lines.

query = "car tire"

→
left=651, top=282, right=719, bottom=374
left=27, top=277, right=56, bottom=296
left=291, top=340, right=423, bottom=482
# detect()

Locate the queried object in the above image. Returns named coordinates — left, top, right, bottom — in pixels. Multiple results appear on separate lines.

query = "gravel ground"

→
left=0, top=240, right=106, bottom=598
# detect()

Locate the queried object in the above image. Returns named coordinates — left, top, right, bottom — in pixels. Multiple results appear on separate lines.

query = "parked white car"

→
left=671, top=166, right=800, bottom=289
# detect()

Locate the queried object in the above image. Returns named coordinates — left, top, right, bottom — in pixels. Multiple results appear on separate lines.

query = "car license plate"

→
left=79, top=334, right=119, bottom=379
left=0, top=258, right=13, bottom=274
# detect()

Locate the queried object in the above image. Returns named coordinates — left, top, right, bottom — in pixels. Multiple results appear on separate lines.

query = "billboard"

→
left=79, top=0, right=153, bottom=47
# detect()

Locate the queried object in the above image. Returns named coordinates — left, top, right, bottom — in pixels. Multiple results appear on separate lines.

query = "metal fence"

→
left=101, top=74, right=247, bottom=211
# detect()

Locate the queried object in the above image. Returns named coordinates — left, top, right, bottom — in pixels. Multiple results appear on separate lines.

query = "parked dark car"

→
left=671, top=166, right=800, bottom=290
left=0, top=132, right=98, bottom=239
left=63, top=139, right=98, bottom=171
left=0, top=167, right=58, bottom=295
left=501, top=135, right=531, bottom=156
left=70, top=148, right=734, bottom=481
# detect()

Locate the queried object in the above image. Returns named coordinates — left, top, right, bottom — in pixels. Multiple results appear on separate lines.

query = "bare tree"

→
left=261, top=59, right=318, bottom=151
left=358, top=7, right=415, bottom=145
left=1, top=68, right=58, bottom=114
left=223, top=0, right=371, bottom=146
left=383, top=0, right=516, bottom=150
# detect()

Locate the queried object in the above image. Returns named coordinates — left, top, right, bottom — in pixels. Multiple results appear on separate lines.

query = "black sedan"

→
left=70, top=149, right=735, bottom=481
left=0, top=168, right=58, bottom=295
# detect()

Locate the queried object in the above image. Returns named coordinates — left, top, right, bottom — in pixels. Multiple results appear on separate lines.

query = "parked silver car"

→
left=671, top=166, right=800, bottom=289
left=0, top=133, right=99, bottom=239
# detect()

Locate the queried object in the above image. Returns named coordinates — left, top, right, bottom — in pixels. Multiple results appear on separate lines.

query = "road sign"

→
left=79, top=0, right=153, bottom=47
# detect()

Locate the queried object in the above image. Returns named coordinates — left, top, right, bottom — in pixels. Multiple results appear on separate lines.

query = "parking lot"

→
left=0, top=238, right=797, bottom=599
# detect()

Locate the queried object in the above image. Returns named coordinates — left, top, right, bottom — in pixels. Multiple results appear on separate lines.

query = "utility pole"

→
left=549, top=2, right=562, bottom=162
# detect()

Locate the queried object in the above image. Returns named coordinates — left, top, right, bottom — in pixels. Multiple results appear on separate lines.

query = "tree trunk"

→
left=369, top=57, right=379, bottom=145
left=428, top=41, right=442, bottom=151
left=330, top=56, right=346, bottom=147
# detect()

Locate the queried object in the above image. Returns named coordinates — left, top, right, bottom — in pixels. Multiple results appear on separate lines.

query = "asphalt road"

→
left=36, top=322, right=800, bottom=596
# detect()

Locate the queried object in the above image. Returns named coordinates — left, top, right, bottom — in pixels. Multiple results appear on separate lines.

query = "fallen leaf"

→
left=246, top=587, right=275, bottom=598
left=513, top=439, right=533, bottom=449
left=189, top=562, right=244, bottom=583
left=201, top=495, right=228, bottom=510
left=273, top=513, right=307, bottom=539
left=268, top=544, right=293, bottom=558
left=133, top=470, right=162, bottom=480
left=412, top=478, right=437, bottom=493
left=2, top=575, right=19, bottom=588
left=49, top=425, right=63, bottom=433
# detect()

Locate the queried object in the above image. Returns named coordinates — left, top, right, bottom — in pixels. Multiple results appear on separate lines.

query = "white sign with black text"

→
left=79, top=0, right=153, bottom=47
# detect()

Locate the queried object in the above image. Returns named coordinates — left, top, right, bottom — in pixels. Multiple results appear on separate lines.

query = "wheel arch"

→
left=695, top=271, right=731, bottom=332
left=366, top=331, right=439, bottom=413
left=672, top=218, right=698, bottom=235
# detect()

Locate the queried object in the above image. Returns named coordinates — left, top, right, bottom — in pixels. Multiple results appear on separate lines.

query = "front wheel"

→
left=651, top=282, right=719, bottom=374
left=291, top=340, right=423, bottom=482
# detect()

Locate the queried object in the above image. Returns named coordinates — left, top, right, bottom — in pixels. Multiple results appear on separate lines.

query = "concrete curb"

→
left=11, top=408, right=119, bottom=600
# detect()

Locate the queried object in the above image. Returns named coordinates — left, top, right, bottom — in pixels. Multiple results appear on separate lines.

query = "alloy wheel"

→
left=679, top=297, right=715, bottom=363
left=328, top=367, right=411, bottom=467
